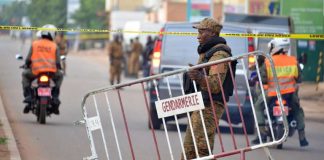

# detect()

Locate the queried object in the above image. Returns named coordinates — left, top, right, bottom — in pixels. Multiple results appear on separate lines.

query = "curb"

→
left=0, top=95, right=21, bottom=160
left=305, top=117, right=324, bottom=123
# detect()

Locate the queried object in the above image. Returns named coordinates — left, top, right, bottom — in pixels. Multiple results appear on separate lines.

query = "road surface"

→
left=0, top=36, right=323, bottom=160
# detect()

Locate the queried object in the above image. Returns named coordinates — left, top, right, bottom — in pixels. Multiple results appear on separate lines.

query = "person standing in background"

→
left=126, top=39, right=134, bottom=77
left=128, top=37, right=143, bottom=78
left=55, top=33, right=68, bottom=75
left=142, top=36, right=155, bottom=78
left=109, top=35, right=124, bottom=85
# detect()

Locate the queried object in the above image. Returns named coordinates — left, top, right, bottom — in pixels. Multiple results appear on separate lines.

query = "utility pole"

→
left=105, top=0, right=112, bottom=40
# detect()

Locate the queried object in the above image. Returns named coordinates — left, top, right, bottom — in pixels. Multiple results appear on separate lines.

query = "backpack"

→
left=203, top=45, right=237, bottom=97
left=183, top=45, right=237, bottom=103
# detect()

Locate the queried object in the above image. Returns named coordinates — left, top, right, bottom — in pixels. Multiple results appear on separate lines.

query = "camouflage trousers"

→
left=254, top=92, right=305, bottom=130
left=110, top=60, right=122, bottom=85
left=181, top=102, right=224, bottom=160
left=128, top=52, right=140, bottom=76
left=22, top=68, right=63, bottom=89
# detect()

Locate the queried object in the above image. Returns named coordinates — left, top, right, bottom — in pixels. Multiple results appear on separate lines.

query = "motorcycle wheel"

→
left=276, top=124, right=285, bottom=149
left=148, top=107, right=161, bottom=130
left=39, top=104, right=47, bottom=124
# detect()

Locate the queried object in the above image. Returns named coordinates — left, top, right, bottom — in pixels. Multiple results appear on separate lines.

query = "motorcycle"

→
left=16, top=54, right=56, bottom=124
left=267, top=94, right=297, bottom=149
left=248, top=71, right=297, bottom=149
left=30, top=72, right=55, bottom=124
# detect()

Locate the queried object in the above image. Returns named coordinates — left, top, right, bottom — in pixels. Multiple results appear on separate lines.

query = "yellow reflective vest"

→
left=31, top=39, right=57, bottom=75
left=265, top=54, right=298, bottom=97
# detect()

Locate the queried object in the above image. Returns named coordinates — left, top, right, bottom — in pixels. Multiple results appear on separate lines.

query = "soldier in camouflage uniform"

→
left=109, top=35, right=124, bottom=85
left=128, top=37, right=143, bottom=78
left=181, top=18, right=233, bottom=159
left=253, top=38, right=309, bottom=147
left=55, top=33, right=68, bottom=75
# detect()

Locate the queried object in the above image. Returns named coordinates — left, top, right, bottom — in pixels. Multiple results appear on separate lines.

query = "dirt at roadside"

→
left=0, top=121, right=10, bottom=160
left=299, top=82, right=324, bottom=122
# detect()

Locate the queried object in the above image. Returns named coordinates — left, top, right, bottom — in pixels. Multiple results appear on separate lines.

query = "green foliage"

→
left=0, top=137, right=8, bottom=145
left=0, top=1, right=28, bottom=25
left=0, top=121, right=7, bottom=145
left=27, top=0, right=67, bottom=28
left=72, top=0, right=107, bottom=29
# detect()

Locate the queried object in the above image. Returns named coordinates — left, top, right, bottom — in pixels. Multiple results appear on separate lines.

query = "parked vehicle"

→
left=147, top=22, right=255, bottom=134
left=224, top=13, right=295, bottom=68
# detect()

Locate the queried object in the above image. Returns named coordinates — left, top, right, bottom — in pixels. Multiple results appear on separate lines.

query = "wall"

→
left=161, top=0, right=223, bottom=22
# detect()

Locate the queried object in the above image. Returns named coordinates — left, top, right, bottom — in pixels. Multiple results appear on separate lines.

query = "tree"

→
left=27, top=0, right=67, bottom=28
left=72, top=0, right=107, bottom=29
left=0, top=1, right=28, bottom=25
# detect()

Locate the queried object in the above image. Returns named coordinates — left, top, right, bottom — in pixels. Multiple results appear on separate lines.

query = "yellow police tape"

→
left=1, top=25, right=324, bottom=40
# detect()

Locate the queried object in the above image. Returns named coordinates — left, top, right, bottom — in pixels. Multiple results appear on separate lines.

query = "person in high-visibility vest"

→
left=22, top=24, right=63, bottom=115
left=253, top=38, right=309, bottom=147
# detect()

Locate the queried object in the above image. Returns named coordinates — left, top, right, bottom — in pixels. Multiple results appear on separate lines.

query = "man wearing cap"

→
left=181, top=17, right=234, bottom=159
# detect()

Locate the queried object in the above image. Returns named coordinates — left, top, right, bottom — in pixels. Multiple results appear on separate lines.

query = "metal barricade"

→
left=75, top=51, right=288, bottom=160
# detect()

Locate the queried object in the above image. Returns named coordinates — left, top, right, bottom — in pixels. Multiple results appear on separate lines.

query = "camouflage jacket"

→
left=196, top=44, right=231, bottom=94
left=109, top=41, right=124, bottom=59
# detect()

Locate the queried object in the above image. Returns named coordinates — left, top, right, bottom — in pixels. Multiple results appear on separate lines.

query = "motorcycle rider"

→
left=252, top=38, right=309, bottom=147
left=22, top=24, right=63, bottom=115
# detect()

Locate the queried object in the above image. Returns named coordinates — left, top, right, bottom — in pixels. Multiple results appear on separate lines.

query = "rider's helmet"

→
left=36, top=30, right=42, bottom=39
left=268, top=38, right=290, bottom=55
left=40, top=24, right=57, bottom=41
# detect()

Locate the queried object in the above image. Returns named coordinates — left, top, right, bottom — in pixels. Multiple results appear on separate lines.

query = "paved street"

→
left=1, top=36, right=324, bottom=160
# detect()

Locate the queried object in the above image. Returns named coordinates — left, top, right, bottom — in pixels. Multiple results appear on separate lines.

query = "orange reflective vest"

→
left=31, top=39, right=57, bottom=75
left=265, top=54, right=298, bottom=97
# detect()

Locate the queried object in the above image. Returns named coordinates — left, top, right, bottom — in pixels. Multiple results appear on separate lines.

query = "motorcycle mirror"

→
left=299, top=63, right=304, bottom=70
left=60, top=55, right=66, bottom=60
left=15, top=54, right=23, bottom=60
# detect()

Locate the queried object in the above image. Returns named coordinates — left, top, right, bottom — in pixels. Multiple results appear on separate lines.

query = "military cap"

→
left=193, top=17, right=223, bottom=33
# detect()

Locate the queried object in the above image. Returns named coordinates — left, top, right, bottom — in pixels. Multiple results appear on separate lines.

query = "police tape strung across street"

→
left=1, top=25, right=324, bottom=40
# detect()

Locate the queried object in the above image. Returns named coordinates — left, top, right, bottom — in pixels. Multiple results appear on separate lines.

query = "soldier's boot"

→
left=23, top=103, right=32, bottom=114
left=110, top=80, right=114, bottom=85
left=251, top=126, right=267, bottom=144
left=23, top=87, right=32, bottom=104
left=51, top=87, right=61, bottom=115
left=298, top=129, right=309, bottom=147
left=117, top=77, right=120, bottom=84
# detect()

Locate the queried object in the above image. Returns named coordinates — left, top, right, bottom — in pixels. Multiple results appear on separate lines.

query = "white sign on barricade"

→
left=86, top=116, right=102, bottom=131
left=155, top=92, right=205, bottom=118
left=76, top=51, right=288, bottom=160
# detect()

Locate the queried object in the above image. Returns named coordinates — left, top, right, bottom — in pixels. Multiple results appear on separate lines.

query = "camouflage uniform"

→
left=259, top=54, right=308, bottom=146
left=259, top=59, right=305, bottom=130
left=109, top=41, right=123, bottom=85
left=254, top=64, right=267, bottom=127
left=182, top=50, right=229, bottom=159
left=128, top=39, right=143, bottom=77
left=56, top=35, right=67, bottom=75
left=181, top=17, right=230, bottom=159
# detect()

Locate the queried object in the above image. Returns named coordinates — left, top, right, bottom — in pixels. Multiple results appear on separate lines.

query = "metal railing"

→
left=75, top=51, right=288, bottom=160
